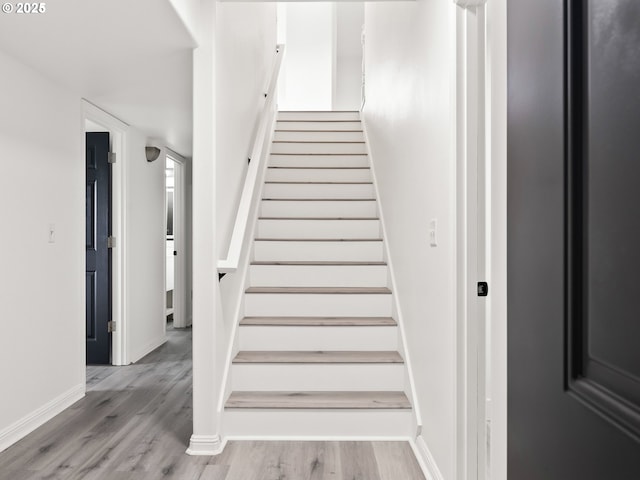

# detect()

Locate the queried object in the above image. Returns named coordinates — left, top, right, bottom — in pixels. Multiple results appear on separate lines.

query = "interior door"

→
left=508, top=1, right=640, bottom=478
left=86, top=132, right=112, bottom=364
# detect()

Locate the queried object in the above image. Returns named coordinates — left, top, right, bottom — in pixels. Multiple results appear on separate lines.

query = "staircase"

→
left=223, top=111, right=414, bottom=438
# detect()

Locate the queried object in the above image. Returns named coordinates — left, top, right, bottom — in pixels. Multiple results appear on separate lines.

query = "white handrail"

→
left=217, top=44, right=285, bottom=274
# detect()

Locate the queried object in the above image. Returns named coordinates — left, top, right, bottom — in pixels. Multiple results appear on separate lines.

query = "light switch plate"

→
left=429, top=219, right=437, bottom=247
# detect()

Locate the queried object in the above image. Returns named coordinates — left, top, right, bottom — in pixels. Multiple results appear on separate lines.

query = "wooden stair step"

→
left=274, top=129, right=364, bottom=133
left=225, top=391, right=411, bottom=409
left=240, top=316, right=397, bottom=326
left=262, top=198, right=376, bottom=201
left=233, top=351, right=403, bottom=364
left=251, top=261, right=387, bottom=266
left=254, top=238, right=382, bottom=242
left=270, top=154, right=367, bottom=157
left=267, top=167, right=369, bottom=170
left=265, top=181, right=373, bottom=184
left=245, top=287, right=392, bottom=294
left=259, top=217, right=379, bottom=220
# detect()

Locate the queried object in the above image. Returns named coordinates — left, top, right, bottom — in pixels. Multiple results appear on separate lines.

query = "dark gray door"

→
left=508, top=0, right=640, bottom=478
left=86, top=132, right=111, bottom=365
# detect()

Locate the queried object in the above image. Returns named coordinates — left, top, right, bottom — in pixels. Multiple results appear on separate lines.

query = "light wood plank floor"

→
left=0, top=327, right=425, bottom=480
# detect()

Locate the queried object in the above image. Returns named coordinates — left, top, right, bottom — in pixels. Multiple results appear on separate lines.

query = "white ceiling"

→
left=0, top=0, right=195, bottom=156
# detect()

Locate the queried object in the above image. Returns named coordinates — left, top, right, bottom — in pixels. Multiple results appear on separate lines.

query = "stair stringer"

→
left=361, top=116, right=424, bottom=437
left=215, top=113, right=278, bottom=418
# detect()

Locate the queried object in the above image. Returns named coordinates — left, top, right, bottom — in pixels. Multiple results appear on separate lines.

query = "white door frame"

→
left=82, top=100, right=129, bottom=366
left=454, top=1, right=488, bottom=479
left=166, top=149, right=188, bottom=329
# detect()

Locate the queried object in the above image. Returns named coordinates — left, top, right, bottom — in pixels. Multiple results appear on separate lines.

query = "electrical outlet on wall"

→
left=429, top=218, right=437, bottom=246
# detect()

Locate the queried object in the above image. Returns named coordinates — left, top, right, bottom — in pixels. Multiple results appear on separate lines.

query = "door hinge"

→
left=108, top=321, right=116, bottom=333
left=108, top=152, right=116, bottom=164
left=477, top=281, right=489, bottom=297
left=107, top=236, right=116, bottom=248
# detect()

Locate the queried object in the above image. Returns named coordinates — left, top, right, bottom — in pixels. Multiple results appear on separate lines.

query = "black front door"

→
left=86, top=132, right=111, bottom=365
left=508, top=1, right=640, bottom=478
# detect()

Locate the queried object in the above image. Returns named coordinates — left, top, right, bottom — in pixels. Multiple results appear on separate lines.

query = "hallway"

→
left=0, top=328, right=425, bottom=479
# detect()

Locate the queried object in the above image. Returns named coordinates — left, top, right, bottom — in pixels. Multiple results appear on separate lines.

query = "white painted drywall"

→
left=126, top=129, right=168, bottom=363
left=363, top=2, right=457, bottom=478
left=0, top=50, right=85, bottom=449
left=216, top=2, right=277, bottom=261
left=277, top=3, right=335, bottom=110
left=335, top=3, right=364, bottom=110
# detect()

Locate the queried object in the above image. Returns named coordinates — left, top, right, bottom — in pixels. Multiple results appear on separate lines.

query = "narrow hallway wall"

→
left=363, top=2, right=457, bottom=478
left=0, top=50, right=85, bottom=451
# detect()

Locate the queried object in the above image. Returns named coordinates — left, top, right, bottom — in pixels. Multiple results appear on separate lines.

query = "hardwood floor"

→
left=0, top=327, right=425, bottom=480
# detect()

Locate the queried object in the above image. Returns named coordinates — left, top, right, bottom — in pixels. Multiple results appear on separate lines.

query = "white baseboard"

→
left=186, top=434, right=226, bottom=456
left=0, top=383, right=85, bottom=453
left=130, top=334, right=167, bottom=364
left=410, top=435, right=444, bottom=480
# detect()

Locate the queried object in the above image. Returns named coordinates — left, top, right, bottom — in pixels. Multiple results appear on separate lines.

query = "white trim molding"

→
left=454, top=0, right=487, bottom=7
left=0, top=384, right=85, bottom=453
left=411, top=436, right=445, bottom=480
left=186, top=434, right=226, bottom=456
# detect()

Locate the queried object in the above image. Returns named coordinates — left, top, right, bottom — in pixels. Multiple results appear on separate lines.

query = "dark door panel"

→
left=85, top=132, right=111, bottom=365
left=508, top=0, right=640, bottom=478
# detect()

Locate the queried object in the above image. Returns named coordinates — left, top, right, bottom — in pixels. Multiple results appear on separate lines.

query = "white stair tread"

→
left=245, top=287, right=391, bottom=294
left=233, top=351, right=403, bottom=364
left=240, top=316, right=397, bottom=326
left=225, top=391, right=410, bottom=409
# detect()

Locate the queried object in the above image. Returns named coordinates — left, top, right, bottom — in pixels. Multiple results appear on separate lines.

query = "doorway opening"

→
left=83, top=101, right=128, bottom=366
left=165, top=151, right=188, bottom=329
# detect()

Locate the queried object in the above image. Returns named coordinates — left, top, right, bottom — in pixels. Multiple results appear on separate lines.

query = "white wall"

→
left=216, top=2, right=277, bottom=260
left=214, top=0, right=277, bottom=431
left=278, top=3, right=363, bottom=111
left=335, top=3, right=364, bottom=110
left=363, top=2, right=457, bottom=479
left=0, top=50, right=85, bottom=451
left=126, top=128, right=168, bottom=363
left=277, top=3, right=335, bottom=110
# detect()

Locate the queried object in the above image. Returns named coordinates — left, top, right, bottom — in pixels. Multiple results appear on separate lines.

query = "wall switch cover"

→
left=48, top=223, right=56, bottom=244
left=429, top=219, right=437, bottom=246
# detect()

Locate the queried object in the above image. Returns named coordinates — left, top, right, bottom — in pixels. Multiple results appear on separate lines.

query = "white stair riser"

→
left=277, top=111, right=360, bottom=121
left=250, top=264, right=387, bottom=287
left=231, top=364, right=404, bottom=391
left=269, top=154, right=369, bottom=168
left=261, top=200, right=377, bottom=218
left=244, top=293, right=392, bottom=317
left=276, top=121, right=362, bottom=131
left=271, top=142, right=367, bottom=155
left=274, top=131, right=364, bottom=142
left=263, top=183, right=375, bottom=199
left=238, top=325, right=398, bottom=350
left=253, top=241, right=384, bottom=262
left=257, top=219, right=380, bottom=239
left=223, top=410, right=413, bottom=438
left=266, top=168, right=371, bottom=183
